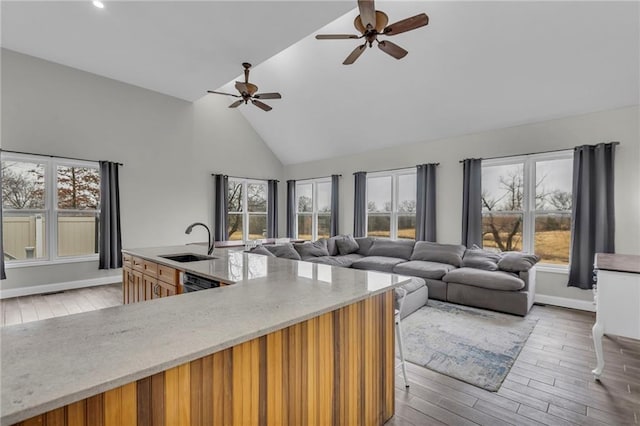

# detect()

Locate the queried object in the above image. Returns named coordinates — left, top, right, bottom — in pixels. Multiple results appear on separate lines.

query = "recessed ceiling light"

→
left=92, top=1, right=104, bottom=9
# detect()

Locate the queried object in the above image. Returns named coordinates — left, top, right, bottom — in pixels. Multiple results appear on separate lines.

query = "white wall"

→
left=283, top=106, right=640, bottom=304
left=1, top=49, right=283, bottom=292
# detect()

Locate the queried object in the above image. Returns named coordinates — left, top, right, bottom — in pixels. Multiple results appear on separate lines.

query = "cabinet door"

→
left=122, top=269, right=130, bottom=304
left=132, top=270, right=143, bottom=303
left=143, top=274, right=158, bottom=302
left=157, top=280, right=177, bottom=298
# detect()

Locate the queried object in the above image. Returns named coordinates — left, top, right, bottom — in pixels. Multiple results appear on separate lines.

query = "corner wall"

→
left=283, top=106, right=640, bottom=305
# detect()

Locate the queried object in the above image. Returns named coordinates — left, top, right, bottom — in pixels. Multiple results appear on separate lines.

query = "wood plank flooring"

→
left=1, top=286, right=638, bottom=425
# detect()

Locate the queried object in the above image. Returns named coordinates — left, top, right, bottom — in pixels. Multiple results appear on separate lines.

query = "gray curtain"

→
left=330, top=175, right=340, bottom=237
left=214, top=174, right=228, bottom=241
left=568, top=143, right=616, bottom=289
left=286, top=180, right=296, bottom=238
left=99, top=161, right=122, bottom=269
left=1, top=165, right=5, bottom=280
left=353, top=172, right=367, bottom=237
left=461, top=158, right=482, bottom=247
left=416, top=163, right=437, bottom=242
left=267, top=180, right=278, bottom=238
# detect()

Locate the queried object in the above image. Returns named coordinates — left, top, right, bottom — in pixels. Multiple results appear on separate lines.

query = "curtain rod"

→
left=1, top=149, right=124, bottom=166
left=458, top=142, right=620, bottom=163
left=294, top=174, right=342, bottom=182
left=212, top=173, right=279, bottom=183
left=354, top=163, right=440, bottom=175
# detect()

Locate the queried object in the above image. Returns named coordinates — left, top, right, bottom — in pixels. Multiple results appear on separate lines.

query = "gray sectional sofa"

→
left=251, top=236, right=539, bottom=316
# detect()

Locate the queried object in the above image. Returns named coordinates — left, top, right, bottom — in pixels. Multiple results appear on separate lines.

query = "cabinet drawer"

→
left=123, top=253, right=132, bottom=269
left=158, top=264, right=179, bottom=285
left=142, top=260, right=158, bottom=276
left=132, top=257, right=145, bottom=272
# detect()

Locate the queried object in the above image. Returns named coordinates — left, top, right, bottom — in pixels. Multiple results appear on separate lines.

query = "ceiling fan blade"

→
left=384, top=13, right=429, bottom=36
left=207, top=90, right=240, bottom=98
left=235, top=81, right=249, bottom=94
left=378, top=40, right=408, bottom=60
left=343, top=43, right=367, bottom=65
left=316, top=34, right=360, bottom=40
left=252, top=100, right=273, bottom=112
left=358, top=0, right=376, bottom=29
left=229, top=100, right=244, bottom=108
left=253, top=92, right=282, bottom=100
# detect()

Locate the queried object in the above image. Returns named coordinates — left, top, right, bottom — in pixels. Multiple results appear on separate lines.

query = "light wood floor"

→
left=1, top=286, right=638, bottom=425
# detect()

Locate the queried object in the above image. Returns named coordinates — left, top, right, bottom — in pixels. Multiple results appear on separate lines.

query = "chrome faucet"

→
left=185, top=222, right=214, bottom=255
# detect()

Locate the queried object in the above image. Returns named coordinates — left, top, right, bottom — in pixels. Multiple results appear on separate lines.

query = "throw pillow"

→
left=461, top=246, right=501, bottom=271
left=410, top=241, right=466, bottom=267
left=498, top=252, right=540, bottom=272
left=323, top=236, right=342, bottom=256
left=368, top=239, right=415, bottom=260
left=265, top=243, right=302, bottom=260
left=294, top=240, right=330, bottom=258
left=249, top=246, right=275, bottom=257
left=336, top=234, right=359, bottom=255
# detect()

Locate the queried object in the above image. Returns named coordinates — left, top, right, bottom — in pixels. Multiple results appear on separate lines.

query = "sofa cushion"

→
left=368, top=239, right=415, bottom=260
left=248, top=245, right=275, bottom=257
left=461, top=246, right=501, bottom=271
left=322, top=236, right=341, bottom=256
left=355, top=237, right=375, bottom=256
left=336, top=234, right=360, bottom=255
left=393, top=260, right=456, bottom=280
left=265, top=243, right=302, bottom=260
left=351, top=256, right=407, bottom=273
left=411, top=241, right=466, bottom=267
left=498, top=252, right=540, bottom=272
left=305, top=254, right=363, bottom=268
left=294, top=240, right=330, bottom=259
left=443, top=267, right=525, bottom=291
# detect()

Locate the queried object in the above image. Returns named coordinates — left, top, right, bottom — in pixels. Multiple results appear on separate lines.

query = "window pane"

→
left=367, top=176, right=391, bottom=212
left=397, top=215, right=416, bottom=240
left=2, top=161, right=46, bottom=209
left=58, top=212, right=98, bottom=257
left=482, top=163, right=524, bottom=212
left=248, top=214, right=267, bottom=240
left=367, top=214, right=390, bottom=238
left=297, top=184, right=312, bottom=213
left=318, top=214, right=331, bottom=239
left=317, top=182, right=331, bottom=213
left=535, top=158, right=573, bottom=210
left=2, top=212, right=47, bottom=260
left=228, top=181, right=243, bottom=212
left=482, top=213, right=523, bottom=252
left=535, top=213, right=571, bottom=264
left=297, top=214, right=312, bottom=240
left=397, top=174, right=416, bottom=214
left=56, top=166, right=100, bottom=209
left=247, top=183, right=267, bottom=212
left=227, top=213, right=243, bottom=240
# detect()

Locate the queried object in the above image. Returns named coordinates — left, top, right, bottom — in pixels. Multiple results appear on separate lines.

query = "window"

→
left=366, top=170, right=416, bottom=240
left=227, top=179, right=267, bottom=241
left=2, top=153, right=100, bottom=265
left=295, top=179, right=331, bottom=241
left=481, top=151, right=573, bottom=266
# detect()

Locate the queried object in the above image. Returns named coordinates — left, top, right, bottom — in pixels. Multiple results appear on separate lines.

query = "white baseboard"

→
left=535, top=294, right=596, bottom=312
left=0, top=276, right=121, bottom=299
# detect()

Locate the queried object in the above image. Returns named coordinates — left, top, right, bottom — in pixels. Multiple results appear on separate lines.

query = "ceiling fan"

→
left=207, top=62, right=281, bottom=111
left=316, top=0, right=429, bottom=65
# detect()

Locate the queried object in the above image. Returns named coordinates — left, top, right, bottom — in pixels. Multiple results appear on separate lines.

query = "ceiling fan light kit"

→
left=207, top=62, right=281, bottom=112
left=316, top=0, right=428, bottom=65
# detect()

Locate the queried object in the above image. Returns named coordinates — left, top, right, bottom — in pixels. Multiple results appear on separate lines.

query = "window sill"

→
left=5, top=256, right=100, bottom=269
left=536, top=265, right=569, bottom=274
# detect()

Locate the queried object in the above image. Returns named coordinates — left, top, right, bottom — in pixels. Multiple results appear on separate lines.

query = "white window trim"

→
left=482, top=150, right=573, bottom=270
left=295, top=178, right=331, bottom=241
left=227, top=178, right=268, bottom=241
left=366, top=168, right=416, bottom=240
left=2, top=153, right=100, bottom=267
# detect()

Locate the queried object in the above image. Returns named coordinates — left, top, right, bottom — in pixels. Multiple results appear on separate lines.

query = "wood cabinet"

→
left=123, top=254, right=180, bottom=304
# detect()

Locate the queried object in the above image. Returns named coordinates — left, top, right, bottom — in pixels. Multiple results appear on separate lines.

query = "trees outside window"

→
left=295, top=179, right=331, bottom=241
left=481, top=151, right=573, bottom=266
left=227, top=179, right=268, bottom=241
left=367, top=170, right=416, bottom=240
left=2, top=154, right=100, bottom=264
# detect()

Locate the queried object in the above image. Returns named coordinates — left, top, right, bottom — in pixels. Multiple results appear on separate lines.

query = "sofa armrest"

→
left=519, top=266, right=537, bottom=293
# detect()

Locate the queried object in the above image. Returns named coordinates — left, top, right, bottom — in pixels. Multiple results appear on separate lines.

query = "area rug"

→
left=401, top=300, right=537, bottom=391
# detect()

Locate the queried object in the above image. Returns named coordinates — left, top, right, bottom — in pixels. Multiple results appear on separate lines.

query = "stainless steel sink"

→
left=159, top=253, right=217, bottom=263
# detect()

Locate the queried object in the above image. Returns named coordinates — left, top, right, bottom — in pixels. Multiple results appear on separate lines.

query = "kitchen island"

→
left=1, top=245, right=412, bottom=426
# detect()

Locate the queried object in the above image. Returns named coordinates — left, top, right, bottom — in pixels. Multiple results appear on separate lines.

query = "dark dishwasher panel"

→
left=183, top=272, right=220, bottom=292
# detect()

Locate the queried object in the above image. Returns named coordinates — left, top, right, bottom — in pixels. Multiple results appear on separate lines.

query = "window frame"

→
left=2, top=153, right=101, bottom=268
left=366, top=168, right=416, bottom=240
left=294, top=178, right=332, bottom=241
left=481, top=150, right=573, bottom=270
left=226, top=178, right=268, bottom=241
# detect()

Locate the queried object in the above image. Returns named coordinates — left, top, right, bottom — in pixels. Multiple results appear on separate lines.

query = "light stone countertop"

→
left=1, top=245, right=411, bottom=425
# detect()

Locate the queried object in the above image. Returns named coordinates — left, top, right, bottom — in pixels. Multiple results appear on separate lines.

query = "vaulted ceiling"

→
left=2, top=1, right=639, bottom=165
